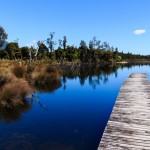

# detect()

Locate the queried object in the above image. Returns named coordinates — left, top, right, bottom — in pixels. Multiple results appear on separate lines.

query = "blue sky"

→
left=1, top=0, right=150, bottom=55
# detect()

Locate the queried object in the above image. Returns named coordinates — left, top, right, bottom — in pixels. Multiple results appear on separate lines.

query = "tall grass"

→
left=0, top=78, right=33, bottom=108
left=0, top=74, right=11, bottom=87
left=0, top=61, right=63, bottom=107
left=31, top=65, right=61, bottom=92
left=11, top=65, right=26, bottom=78
left=26, top=64, right=35, bottom=74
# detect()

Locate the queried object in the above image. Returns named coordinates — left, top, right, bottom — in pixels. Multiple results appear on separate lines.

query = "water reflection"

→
left=62, top=64, right=126, bottom=89
left=62, top=63, right=150, bottom=89
left=32, top=92, right=48, bottom=110
left=34, top=79, right=62, bottom=93
left=0, top=63, right=149, bottom=124
left=0, top=99, right=32, bottom=123
left=0, top=63, right=150, bottom=150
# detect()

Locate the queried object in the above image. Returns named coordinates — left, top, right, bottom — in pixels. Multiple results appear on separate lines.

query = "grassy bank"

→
left=0, top=60, right=62, bottom=108
left=0, top=58, right=146, bottom=108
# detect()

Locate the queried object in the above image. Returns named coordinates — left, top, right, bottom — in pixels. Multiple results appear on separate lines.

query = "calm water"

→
left=0, top=64, right=150, bottom=150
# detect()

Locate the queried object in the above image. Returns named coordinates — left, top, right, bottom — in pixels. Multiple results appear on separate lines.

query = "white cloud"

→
left=26, top=40, right=36, bottom=47
left=133, top=29, right=146, bottom=35
left=32, top=40, right=36, bottom=44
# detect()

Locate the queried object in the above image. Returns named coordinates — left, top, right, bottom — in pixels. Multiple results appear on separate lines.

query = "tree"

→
left=0, top=50, right=9, bottom=59
left=92, top=36, right=97, bottom=49
left=96, top=40, right=101, bottom=50
left=37, top=41, right=49, bottom=59
left=111, top=46, right=114, bottom=52
left=47, top=32, right=56, bottom=59
left=20, top=47, right=30, bottom=59
left=65, top=45, right=78, bottom=61
left=79, top=40, right=88, bottom=62
left=89, top=40, right=94, bottom=51
left=103, top=41, right=110, bottom=50
left=5, top=42, right=20, bottom=59
left=63, top=36, right=67, bottom=50
left=58, top=39, right=62, bottom=48
left=29, top=46, right=37, bottom=62
left=0, top=26, right=8, bottom=47
left=80, top=40, right=87, bottom=49
left=101, top=50, right=113, bottom=62
left=89, top=40, right=94, bottom=64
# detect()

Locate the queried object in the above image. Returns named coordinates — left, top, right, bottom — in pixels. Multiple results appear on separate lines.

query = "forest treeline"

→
left=0, top=26, right=149, bottom=63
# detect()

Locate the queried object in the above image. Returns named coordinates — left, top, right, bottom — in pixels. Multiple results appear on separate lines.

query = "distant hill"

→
left=0, top=41, right=8, bottom=50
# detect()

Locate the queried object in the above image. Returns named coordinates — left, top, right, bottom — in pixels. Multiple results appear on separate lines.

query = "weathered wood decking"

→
left=98, top=73, right=150, bottom=150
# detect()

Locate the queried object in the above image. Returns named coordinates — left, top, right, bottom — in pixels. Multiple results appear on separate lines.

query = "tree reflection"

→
left=34, top=79, right=62, bottom=93
left=62, top=64, right=119, bottom=89
left=62, top=63, right=147, bottom=89
left=0, top=63, right=149, bottom=123
left=62, top=75, right=67, bottom=90
left=0, top=74, right=62, bottom=123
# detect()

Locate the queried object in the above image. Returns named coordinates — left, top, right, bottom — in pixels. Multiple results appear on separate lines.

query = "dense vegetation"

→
left=0, top=26, right=149, bottom=64
left=0, top=25, right=150, bottom=123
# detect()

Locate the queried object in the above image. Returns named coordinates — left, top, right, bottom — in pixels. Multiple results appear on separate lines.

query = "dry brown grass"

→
left=0, top=67, right=9, bottom=74
left=31, top=65, right=61, bottom=92
left=32, top=65, right=60, bottom=81
left=0, top=60, right=63, bottom=109
left=26, top=64, right=35, bottom=74
left=11, top=65, right=26, bottom=78
left=0, top=74, right=11, bottom=87
left=0, top=78, right=33, bottom=108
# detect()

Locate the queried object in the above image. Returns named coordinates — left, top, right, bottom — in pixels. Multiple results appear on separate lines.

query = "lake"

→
left=0, top=64, right=150, bottom=150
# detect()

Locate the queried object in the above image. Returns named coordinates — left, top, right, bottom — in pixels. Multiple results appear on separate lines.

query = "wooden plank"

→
left=98, top=73, right=150, bottom=150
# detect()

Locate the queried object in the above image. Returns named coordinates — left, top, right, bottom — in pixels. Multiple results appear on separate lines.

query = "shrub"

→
left=0, top=74, right=11, bottom=87
left=0, top=78, right=33, bottom=108
left=26, top=65, right=35, bottom=74
left=31, top=65, right=61, bottom=92
left=12, top=65, right=26, bottom=78
left=45, top=65, right=57, bottom=73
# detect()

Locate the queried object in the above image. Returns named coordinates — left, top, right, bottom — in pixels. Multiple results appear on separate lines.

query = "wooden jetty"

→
left=98, top=73, right=150, bottom=150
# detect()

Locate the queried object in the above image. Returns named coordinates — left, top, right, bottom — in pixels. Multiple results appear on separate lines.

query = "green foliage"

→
left=0, top=30, right=149, bottom=63
left=0, top=26, right=8, bottom=47
left=65, top=46, right=79, bottom=61
left=79, top=40, right=88, bottom=62
left=5, top=42, right=20, bottom=59
left=0, top=50, right=9, bottom=59
left=63, top=36, right=67, bottom=50
left=21, top=47, right=30, bottom=59
left=37, top=41, right=49, bottom=59
left=55, top=48, right=66, bottom=61
left=47, top=32, right=56, bottom=59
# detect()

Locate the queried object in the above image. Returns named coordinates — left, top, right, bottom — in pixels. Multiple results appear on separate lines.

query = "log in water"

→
left=98, top=73, right=150, bottom=150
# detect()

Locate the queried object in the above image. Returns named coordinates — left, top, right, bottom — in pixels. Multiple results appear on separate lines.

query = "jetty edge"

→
left=98, top=73, right=150, bottom=150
